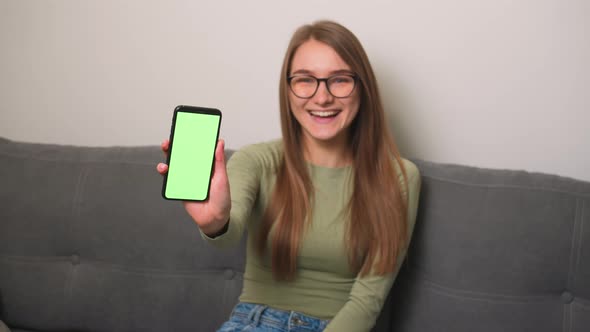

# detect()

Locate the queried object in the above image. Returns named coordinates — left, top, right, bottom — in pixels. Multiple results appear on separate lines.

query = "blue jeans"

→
left=217, top=302, right=330, bottom=332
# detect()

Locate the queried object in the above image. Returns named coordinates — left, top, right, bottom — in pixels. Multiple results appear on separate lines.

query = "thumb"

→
left=213, top=139, right=228, bottom=176
left=216, top=139, right=226, bottom=163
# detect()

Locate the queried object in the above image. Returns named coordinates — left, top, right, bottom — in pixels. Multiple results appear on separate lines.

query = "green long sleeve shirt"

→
left=202, top=140, right=421, bottom=331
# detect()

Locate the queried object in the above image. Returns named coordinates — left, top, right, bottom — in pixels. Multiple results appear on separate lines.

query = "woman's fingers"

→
left=157, top=139, right=170, bottom=175
left=210, top=139, right=227, bottom=179
left=161, top=139, right=170, bottom=156
left=216, top=139, right=225, bottom=163
left=156, top=162, right=168, bottom=174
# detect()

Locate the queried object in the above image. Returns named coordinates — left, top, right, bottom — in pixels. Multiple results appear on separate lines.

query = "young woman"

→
left=157, top=20, right=421, bottom=332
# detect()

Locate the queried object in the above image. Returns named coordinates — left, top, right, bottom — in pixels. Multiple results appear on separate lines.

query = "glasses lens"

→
left=327, top=75, right=355, bottom=98
left=289, top=75, right=357, bottom=98
left=290, top=76, right=317, bottom=98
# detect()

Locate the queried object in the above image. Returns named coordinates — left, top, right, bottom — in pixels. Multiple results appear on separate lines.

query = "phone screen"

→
left=162, top=106, right=222, bottom=201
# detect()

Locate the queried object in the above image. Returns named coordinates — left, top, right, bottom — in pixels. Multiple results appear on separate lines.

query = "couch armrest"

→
left=0, top=320, right=11, bottom=332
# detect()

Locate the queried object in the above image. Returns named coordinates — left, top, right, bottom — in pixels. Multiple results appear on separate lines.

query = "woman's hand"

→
left=157, top=139, right=231, bottom=237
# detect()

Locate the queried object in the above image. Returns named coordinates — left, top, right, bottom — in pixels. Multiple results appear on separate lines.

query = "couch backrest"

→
left=388, top=159, right=590, bottom=332
left=2, top=138, right=590, bottom=332
left=0, top=138, right=245, bottom=332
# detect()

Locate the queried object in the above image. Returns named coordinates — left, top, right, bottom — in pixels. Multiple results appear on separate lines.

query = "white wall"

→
left=1, top=0, right=589, bottom=181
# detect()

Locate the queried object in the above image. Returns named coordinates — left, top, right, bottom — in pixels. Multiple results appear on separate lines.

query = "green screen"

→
left=165, top=111, right=221, bottom=200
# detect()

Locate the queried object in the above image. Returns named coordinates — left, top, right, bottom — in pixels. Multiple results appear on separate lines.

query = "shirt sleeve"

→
left=324, top=161, right=421, bottom=332
left=199, top=147, right=262, bottom=247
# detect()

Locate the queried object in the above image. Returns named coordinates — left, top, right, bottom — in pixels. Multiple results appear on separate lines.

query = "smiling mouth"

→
left=309, top=110, right=340, bottom=118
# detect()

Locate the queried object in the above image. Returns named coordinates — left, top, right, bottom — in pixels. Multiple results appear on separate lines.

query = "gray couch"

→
left=0, top=136, right=589, bottom=332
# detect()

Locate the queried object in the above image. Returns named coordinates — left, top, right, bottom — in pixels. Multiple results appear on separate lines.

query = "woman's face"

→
left=288, top=39, right=361, bottom=147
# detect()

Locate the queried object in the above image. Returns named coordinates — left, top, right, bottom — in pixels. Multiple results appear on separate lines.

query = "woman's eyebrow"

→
left=291, top=69, right=313, bottom=75
left=290, top=69, right=354, bottom=76
left=330, top=69, right=355, bottom=75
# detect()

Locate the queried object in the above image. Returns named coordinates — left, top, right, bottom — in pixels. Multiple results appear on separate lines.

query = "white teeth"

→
left=310, top=110, right=338, bottom=117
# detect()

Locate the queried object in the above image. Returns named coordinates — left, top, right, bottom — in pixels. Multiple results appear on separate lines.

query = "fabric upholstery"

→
left=389, top=160, right=590, bottom=331
left=1, top=137, right=589, bottom=332
left=0, top=138, right=243, bottom=332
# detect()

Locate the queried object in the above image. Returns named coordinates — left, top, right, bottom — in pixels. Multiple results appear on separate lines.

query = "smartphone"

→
left=162, top=105, right=222, bottom=201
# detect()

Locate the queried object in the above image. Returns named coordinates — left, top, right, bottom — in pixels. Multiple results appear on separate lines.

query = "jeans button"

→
left=292, top=316, right=306, bottom=326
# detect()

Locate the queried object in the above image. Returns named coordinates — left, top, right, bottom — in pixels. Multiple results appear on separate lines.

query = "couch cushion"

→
left=389, top=159, right=590, bottom=332
left=0, top=137, right=244, bottom=332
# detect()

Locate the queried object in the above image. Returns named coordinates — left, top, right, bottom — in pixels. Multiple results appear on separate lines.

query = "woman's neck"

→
left=301, top=133, right=352, bottom=168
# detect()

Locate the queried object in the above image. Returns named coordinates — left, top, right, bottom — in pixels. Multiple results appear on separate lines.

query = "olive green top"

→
left=202, top=140, right=421, bottom=331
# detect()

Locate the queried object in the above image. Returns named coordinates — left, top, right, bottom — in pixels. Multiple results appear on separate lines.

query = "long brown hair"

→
left=257, top=20, right=409, bottom=280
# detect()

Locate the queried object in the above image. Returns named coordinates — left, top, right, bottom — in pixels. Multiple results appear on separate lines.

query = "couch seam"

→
left=421, top=280, right=556, bottom=304
left=563, top=303, right=571, bottom=332
left=567, top=199, right=581, bottom=290
left=0, top=152, right=156, bottom=166
left=0, top=255, right=72, bottom=263
left=64, top=165, right=88, bottom=327
left=423, top=175, right=590, bottom=198
left=0, top=255, right=243, bottom=278
left=404, top=265, right=590, bottom=304
left=575, top=200, right=585, bottom=278
left=414, top=279, right=588, bottom=307
left=563, top=198, right=582, bottom=332
left=406, top=270, right=551, bottom=301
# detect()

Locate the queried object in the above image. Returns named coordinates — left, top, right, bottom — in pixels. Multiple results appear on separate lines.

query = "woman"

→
left=157, top=20, right=421, bottom=332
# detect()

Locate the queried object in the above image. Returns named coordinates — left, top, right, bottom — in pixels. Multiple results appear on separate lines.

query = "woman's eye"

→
left=297, top=77, right=315, bottom=84
left=331, top=76, right=352, bottom=84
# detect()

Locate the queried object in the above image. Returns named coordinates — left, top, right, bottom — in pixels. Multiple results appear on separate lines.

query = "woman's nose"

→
left=312, top=81, right=333, bottom=104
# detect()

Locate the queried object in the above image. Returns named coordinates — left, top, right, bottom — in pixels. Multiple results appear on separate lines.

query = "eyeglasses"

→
left=287, top=74, right=359, bottom=99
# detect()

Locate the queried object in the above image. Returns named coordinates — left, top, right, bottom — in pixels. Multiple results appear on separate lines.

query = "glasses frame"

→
left=287, top=74, right=359, bottom=99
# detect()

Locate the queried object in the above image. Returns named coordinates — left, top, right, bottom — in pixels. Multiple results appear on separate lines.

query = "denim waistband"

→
left=230, top=302, right=330, bottom=331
